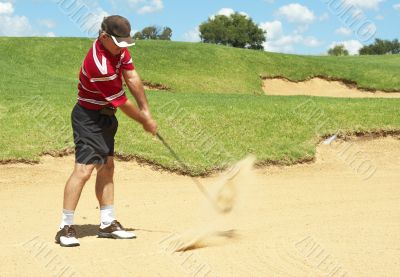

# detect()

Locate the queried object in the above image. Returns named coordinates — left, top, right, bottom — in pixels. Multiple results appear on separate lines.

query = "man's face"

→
left=100, top=33, right=123, bottom=56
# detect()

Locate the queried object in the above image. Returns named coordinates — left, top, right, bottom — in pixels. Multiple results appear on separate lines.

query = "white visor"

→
left=110, top=35, right=135, bottom=47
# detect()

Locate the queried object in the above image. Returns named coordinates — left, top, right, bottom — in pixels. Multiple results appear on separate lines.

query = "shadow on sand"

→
left=74, top=224, right=136, bottom=239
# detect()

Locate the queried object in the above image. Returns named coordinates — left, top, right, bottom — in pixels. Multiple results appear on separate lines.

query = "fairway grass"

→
left=0, top=38, right=399, bottom=175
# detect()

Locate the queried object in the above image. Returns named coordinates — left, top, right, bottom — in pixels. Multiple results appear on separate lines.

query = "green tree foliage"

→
left=199, top=13, right=266, bottom=50
left=328, top=44, right=349, bottom=56
left=133, top=26, right=173, bottom=40
left=133, top=31, right=143, bottom=40
left=359, top=39, right=400, bottom=55
left=141, top=26, right=159, bottom=40
left=159, top=27, right=172, bottom=40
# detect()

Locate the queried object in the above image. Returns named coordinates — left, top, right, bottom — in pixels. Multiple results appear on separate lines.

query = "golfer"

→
left=55, top=15, right=157, bottom=247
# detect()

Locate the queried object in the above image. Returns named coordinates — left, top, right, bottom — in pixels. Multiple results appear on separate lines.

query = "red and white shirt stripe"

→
left=77, top=39, right=135, bottom=110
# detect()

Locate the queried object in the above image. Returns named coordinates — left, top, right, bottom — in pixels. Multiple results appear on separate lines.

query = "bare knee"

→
left=72, top=164, right=95, bottom=183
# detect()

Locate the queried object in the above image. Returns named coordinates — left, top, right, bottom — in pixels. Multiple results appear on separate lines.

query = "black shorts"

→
left=71, top=103, right=118, bottom=164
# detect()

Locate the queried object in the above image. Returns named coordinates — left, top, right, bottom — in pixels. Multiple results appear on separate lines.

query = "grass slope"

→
left=0, top=38, right=399, bottom=174
left=1, top=37, right=399, bottom=94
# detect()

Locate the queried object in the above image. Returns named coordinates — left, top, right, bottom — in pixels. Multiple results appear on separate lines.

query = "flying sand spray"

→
left=156, top=132, right=246, bottom=214
left=157, top=132, right=256, bottom=251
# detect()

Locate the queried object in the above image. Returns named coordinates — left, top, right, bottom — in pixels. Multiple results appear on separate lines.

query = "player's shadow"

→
left=74, top=224, right=136, bottom=238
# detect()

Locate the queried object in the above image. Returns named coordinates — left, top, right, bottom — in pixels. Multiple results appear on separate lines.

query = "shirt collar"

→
left=96, top=39, right=122, bottom=61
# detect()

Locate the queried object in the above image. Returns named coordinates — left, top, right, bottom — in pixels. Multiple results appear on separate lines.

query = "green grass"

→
left=1, top=90, right=399, bottom=174
left=116, top=92, right=400, bottom=175
left=134, top=40, right=400, bottom=93
left=1, top=37, right=399, bottom=95
left=0, top=37, right=399, bottom=175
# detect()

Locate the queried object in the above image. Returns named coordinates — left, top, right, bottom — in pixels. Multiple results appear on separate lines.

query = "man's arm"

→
left=119, top=99, right=156, bottom=134
left=122, top=69, right=150, bottom=114
left=120, top=69, right=157, bottom=135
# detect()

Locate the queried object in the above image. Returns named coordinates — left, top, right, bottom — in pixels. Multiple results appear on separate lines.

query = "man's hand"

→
left=119, top=100, right=157, bottom=135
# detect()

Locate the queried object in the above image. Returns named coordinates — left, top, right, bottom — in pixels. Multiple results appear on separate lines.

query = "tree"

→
left=141, top=26, right=159, bottom=40
left=132, top=26, right=173, bottom=40
left=199, top=12, right=266, bottom=50
left=133, top=31, right=143, bottom=40
left=359, top=38, right=400, bottom=55
left=159, top=27, right=172, bottom=40
left=328, top=44, right=349, bottom=56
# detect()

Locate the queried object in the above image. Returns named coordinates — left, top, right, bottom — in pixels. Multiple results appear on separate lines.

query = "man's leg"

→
left=95, top=156, right=114, bottom=207
left=95, top=156, right=136, bottom=239
left=64, top=163, right=97, bottom=211
left=56, top=163, right=96, bottom=247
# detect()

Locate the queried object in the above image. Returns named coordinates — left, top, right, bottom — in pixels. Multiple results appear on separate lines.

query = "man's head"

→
left=99, top=15, right=135, bottom=55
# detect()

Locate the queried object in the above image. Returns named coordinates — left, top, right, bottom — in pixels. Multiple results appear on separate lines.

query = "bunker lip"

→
left=261, top=75, right=400, bottom=97
left=1, top=131, right=399, bottom=174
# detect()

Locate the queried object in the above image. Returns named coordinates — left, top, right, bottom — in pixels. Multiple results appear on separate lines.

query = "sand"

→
left=263, top=77, right=400, bottom=98
left=1, top=137, right=399, bottom=276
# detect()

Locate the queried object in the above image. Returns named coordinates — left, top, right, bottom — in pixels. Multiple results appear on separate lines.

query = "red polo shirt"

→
left=77, top=39, right=135, bottom=110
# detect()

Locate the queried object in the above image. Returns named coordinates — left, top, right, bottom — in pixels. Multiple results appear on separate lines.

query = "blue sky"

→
left=1, top=0, right=399, bottom=55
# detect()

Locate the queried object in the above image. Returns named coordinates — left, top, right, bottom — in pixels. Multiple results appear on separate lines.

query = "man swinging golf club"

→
left=55, top=15, right=157, bottom=247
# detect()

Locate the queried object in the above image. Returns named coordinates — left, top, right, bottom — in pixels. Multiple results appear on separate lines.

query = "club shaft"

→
left=156, top=132, right=217, bottom=208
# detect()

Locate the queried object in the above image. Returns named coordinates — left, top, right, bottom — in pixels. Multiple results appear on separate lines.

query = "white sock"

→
left=60, top=209, right=74, bottom=229
left=100, top=205, right=115, bottom=227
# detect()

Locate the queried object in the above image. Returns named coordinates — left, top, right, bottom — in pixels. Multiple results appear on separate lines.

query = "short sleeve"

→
left=121, top=49, right=135, bottom=71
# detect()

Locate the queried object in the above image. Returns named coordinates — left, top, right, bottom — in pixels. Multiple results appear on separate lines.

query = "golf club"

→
left=156, top=132, right=234, bottom=213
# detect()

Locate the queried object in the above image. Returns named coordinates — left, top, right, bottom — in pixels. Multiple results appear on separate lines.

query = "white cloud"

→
left=129, top=0, right=163, bottom=14
left=329, top=40, right=363, bottom=55
left=0, top=14, right=32, bottom=36
left=0, top=2, right=13, bottom=15
left=182, top=27, right=200, bottom=42
left=336, top=27, right=353, bottom=36
left=39, top=19, right=56, bottom=29
left=260, top=20, right=322, bottom=53
left=259, top=20, right=283, bottom=41
left=394, top=3, right=400, bottom=10
left=216, top=8, right=235, bottom=17
left=277, top=3, right=316, bottom=25
left=375, top=14, right=384, bottom=20
left=0, top=2, right=33, bottom=36
left=210, top=8, right=249, bottom=19
left=263, top=36, right=297, bottom=53
left=342, top=0, right=383, bottom=10
left=238, top=11, right=250, bottom=18
left=46, top=32, right=56, bottom=37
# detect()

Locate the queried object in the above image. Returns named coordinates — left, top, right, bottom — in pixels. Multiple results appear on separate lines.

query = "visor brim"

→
left=111, top=35, right=135, bottom=47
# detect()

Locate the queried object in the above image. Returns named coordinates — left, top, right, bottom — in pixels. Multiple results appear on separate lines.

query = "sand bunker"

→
left=263, top=77, right=400, bottom=98
left=1, top=137, right=399, bottom=276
